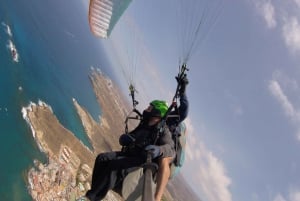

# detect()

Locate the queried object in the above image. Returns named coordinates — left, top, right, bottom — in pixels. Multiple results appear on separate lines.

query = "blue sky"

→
left=83, top=0, right=300, bottom=201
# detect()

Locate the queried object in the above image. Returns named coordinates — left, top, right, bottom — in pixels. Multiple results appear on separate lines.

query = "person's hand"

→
left=176, top=74, right=189, bottom=95
left=145, top=145, right=161, bottom=159
left=119, top=134, right=135, bottom=146
left=176, top=74, right=189, bottom=86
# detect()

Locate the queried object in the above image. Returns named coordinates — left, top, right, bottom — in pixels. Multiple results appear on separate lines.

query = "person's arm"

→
left=178, top=93, right=189, bottom=122
left=168, top=75, right=189, bottom=124
left=177, top=73, right=189, bottom=121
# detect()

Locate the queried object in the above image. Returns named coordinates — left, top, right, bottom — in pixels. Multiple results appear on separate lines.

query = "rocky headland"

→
left=23, top=69, right=131, bottom=201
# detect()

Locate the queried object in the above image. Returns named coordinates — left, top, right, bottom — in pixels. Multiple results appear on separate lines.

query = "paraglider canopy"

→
left=88, top=0, right=132, bottom=38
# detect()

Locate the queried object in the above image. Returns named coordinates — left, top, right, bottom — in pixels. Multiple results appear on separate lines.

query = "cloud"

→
left=273, top=188, right=300, bottom=201
left=268, top=72, right=300, bottom=141
left=297, top=130, right=300, bottom=141
left=289, top=188, right=300, bottom=201
left=282, top=16, right=300, bottom=52
left=254, top=0, right=277, bottom=28
left=294, top=0, right=300, bottom=8
left=273, top=194, right=287, bottom=201
left=184, top=118, right=232, bottom=201
left=272, top=70, right=299, bottom=91
left=269, top=80, right=296, bottom=119
left=253, top=0, right=300, bottom=54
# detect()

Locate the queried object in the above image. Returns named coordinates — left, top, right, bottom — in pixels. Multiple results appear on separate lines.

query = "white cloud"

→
left=294, top=0, right=300, bottom=8
left=184, top=118, right=232, bottom=201
left=273, top=194, right=287, bottom=201
left=253, top=0, right=300, bottom=54
left=254, top=0, right=277, bottom=28
left=282, top=16, right=300, bottom=52
left=269, top=73, right=300, bottom=141
left=269, top=80, right=296, bottom=119
left=273, top=189, right=300, bottom=201
left=297, top=129, right=300, bottom=141
left=289, top=189, right=300, bottom=201
left=272, top=70, right=299, bottom=91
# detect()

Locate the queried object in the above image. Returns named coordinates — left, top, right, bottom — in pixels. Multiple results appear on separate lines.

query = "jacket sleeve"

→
left=167, top=93, right=189, bottom=127
left=157, top=125, right=175, bottom=158
left=178, top=93, right=189, bottom=122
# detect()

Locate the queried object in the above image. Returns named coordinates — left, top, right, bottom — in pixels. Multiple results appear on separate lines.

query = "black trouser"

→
left=86, top=151, right=145, bottom=201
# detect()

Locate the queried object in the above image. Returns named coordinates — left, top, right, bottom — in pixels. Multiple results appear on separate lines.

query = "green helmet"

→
left=150, top=100, right=169, bottom=117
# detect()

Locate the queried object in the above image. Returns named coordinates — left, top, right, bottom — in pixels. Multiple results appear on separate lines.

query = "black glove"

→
left=176, top=74, right=189, bottom=95
left=119, top=134, right=135, bottom=146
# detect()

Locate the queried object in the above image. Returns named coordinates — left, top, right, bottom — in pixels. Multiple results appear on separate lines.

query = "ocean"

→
left=0, top=0, right=113, bottom=200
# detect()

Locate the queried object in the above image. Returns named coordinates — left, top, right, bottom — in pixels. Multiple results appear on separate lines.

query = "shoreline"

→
left=23, top=69, right=127, bottom=201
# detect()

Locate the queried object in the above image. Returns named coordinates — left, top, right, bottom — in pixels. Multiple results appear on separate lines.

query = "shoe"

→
left=76, top=196, right=90, bottom=201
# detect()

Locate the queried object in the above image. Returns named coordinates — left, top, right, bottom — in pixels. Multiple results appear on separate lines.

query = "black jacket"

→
left=123, top=122, right=175, bottom=158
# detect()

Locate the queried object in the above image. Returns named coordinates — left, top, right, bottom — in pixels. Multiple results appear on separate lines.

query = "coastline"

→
left=23, top=69, right=128, bottom=201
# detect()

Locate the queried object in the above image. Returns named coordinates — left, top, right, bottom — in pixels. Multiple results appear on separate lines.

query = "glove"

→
left=119, top=134, right=135, bottom=146
left=176, top=74, right=189, bottom=85
left=145, top=145, right=161, bottom=159
left=176, top=74, right=189, bottom=95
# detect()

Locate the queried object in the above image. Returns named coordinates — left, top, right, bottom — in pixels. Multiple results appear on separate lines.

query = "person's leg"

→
left=86, top=152, right=119, bottom=201
left=86, top=152, right=145, bottom=201
left=154, top=157, right=173, bottom=201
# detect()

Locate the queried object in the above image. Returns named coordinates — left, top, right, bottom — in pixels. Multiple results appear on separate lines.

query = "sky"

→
left=83, top=0, right=300, bottom=201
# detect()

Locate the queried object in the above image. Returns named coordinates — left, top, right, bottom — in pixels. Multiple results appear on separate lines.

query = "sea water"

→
left=0, top=0, right=113, bottom=200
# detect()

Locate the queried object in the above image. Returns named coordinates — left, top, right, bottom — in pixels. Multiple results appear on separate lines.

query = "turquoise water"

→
left=0, top=0, right=113, bottom=200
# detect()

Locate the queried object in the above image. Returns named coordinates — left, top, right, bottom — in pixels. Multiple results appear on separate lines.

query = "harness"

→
left=123, top=64, right=188, bottom=155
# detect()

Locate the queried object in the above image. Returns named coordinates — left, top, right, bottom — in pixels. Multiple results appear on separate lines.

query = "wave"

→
left=22, top=101, right=53, bottom=152
left=7, top=39, right=19, bottom=62
left=22, top=102, right=37, bottom=138
left=0, top=107, right=8, bottom=112
left=2, top=22, right=19, bottom=62
left=2, top=22, right=12, bottom=37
